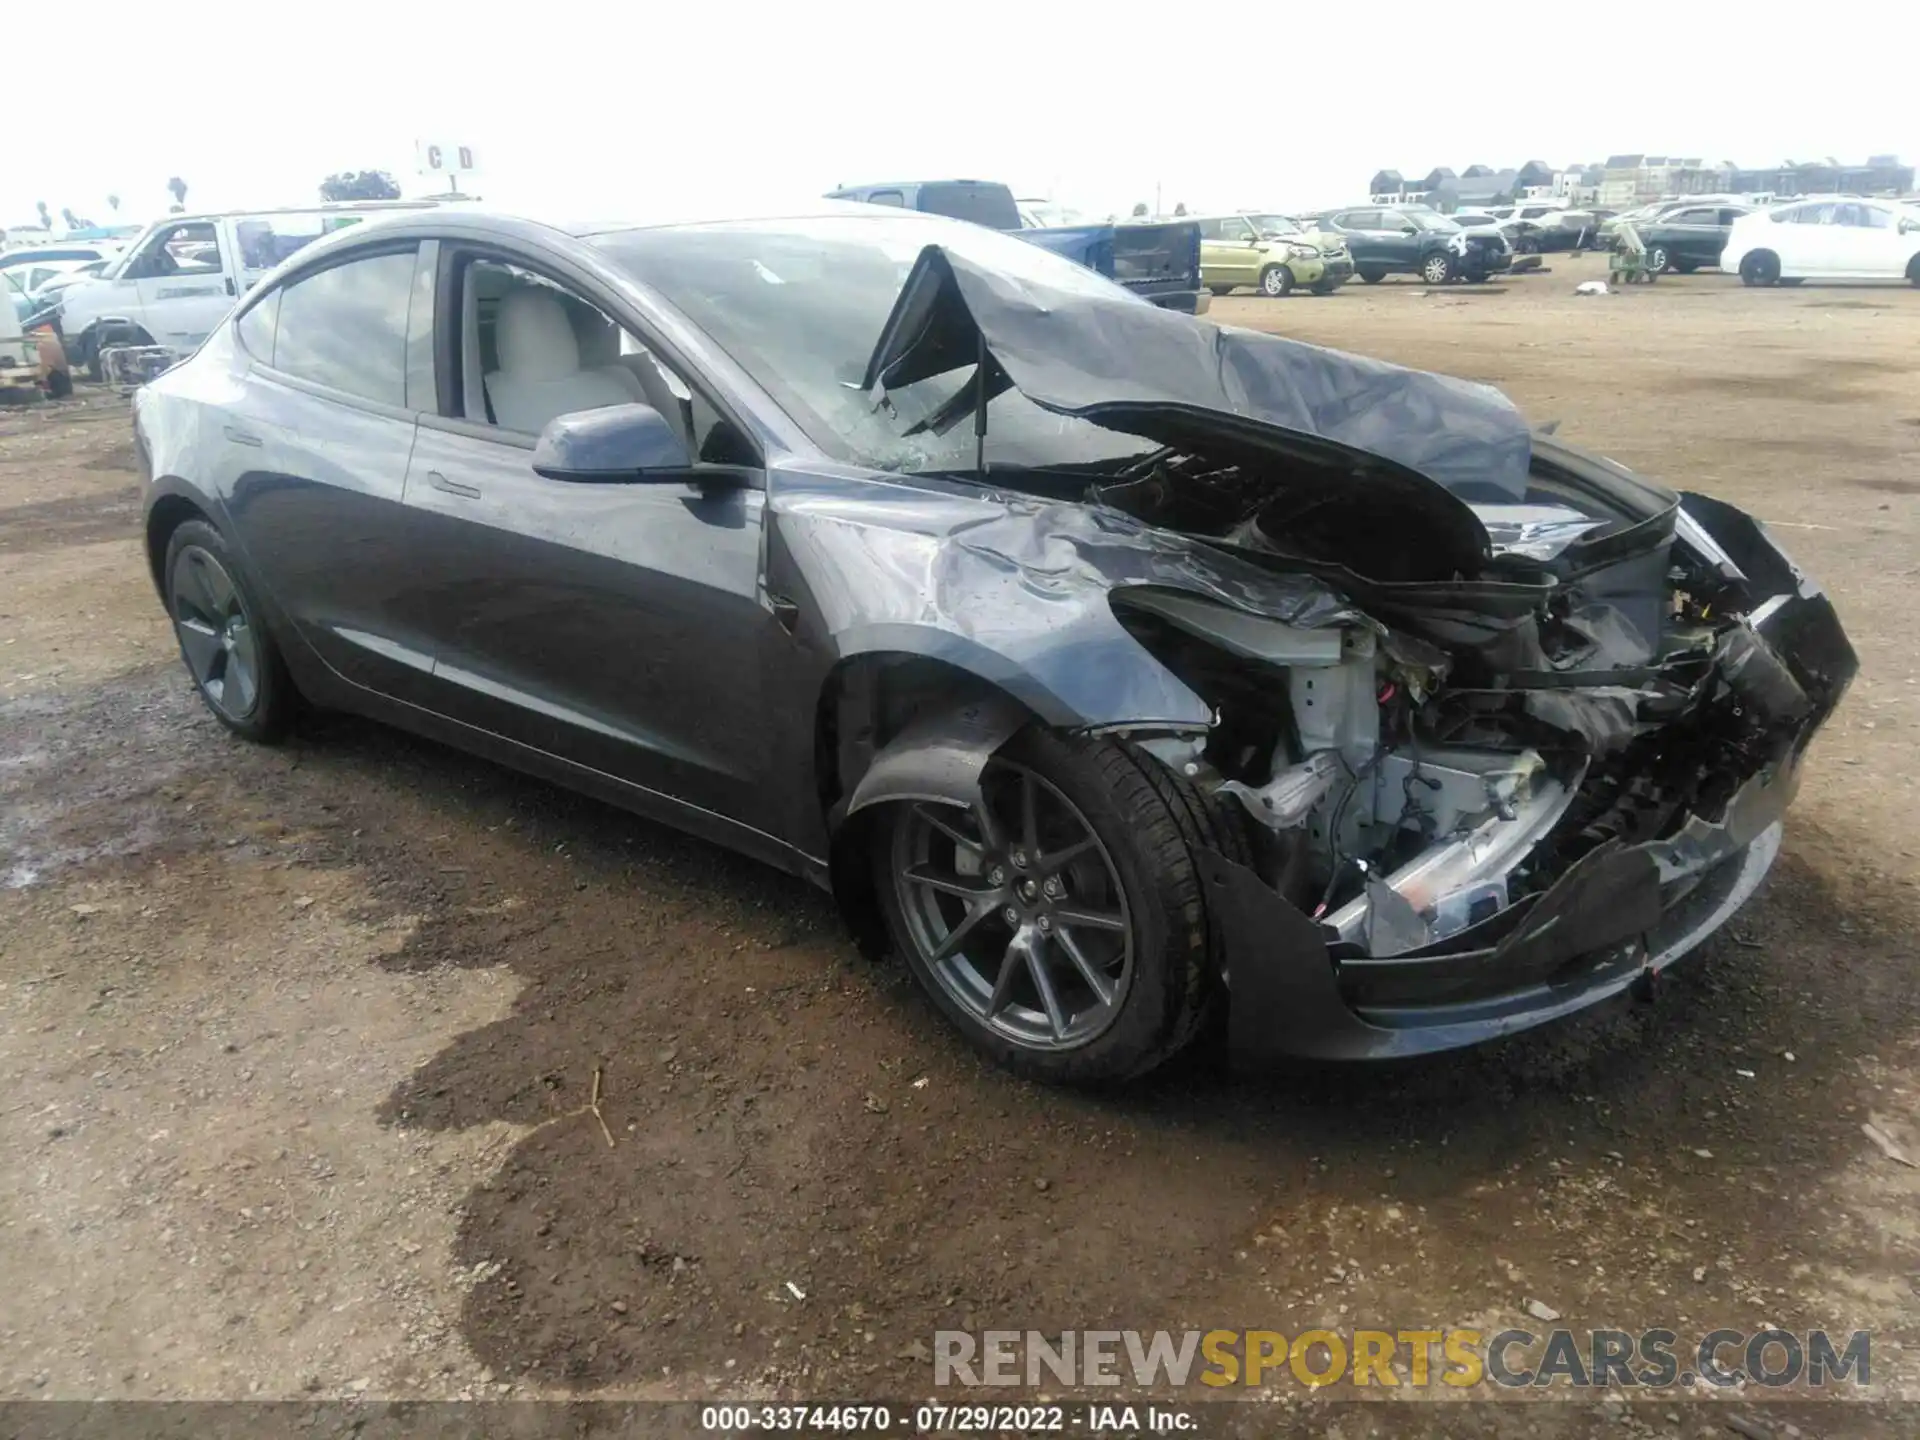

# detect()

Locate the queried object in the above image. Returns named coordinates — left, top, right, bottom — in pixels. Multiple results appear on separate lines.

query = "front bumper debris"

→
left=1206, top=500, right=1855, bottom=1066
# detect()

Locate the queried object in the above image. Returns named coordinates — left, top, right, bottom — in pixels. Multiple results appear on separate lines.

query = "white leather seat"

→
left=484, top=288, right=641, bottom=434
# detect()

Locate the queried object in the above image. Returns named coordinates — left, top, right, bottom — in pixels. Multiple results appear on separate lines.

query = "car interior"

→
left=461, top=259, right=749, bottom=464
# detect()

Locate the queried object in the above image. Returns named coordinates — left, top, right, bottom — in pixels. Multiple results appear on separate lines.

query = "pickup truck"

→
left=826, top=180, right=1207, bottom=314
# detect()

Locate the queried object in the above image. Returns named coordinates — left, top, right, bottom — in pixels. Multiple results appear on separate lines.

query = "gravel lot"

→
left=3, top=250, right=1917, bottom=1435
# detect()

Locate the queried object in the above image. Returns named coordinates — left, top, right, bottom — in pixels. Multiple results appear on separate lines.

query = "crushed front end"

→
left=859, top=241, right=1857, bottom=1064
left=1109, top=474, right=1854, bottom=1063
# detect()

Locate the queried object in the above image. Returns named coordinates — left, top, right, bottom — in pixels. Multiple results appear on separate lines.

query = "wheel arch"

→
left=814, top=650, right=1042, bottom=958
left=145, top=486, right=216, bottom=596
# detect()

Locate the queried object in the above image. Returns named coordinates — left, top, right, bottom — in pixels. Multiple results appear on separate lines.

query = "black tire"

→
left=1908, top=255, right=1920, bottom=287
left=163, top=519, right=293, bottom=743
left=1647, top=244, right=1671, bottom=273
left=1674, top=259, right=1700, bottom=274
left=1309, top=280, right=1340, bottom=295
left=80, top=331, right=104, bottom=384
left=1259, top=264, right=1294, bottom=298
left=1207, top=284, right=1233, bottom=297
left=1740, top=250, right=1780, bottom=287
left=1357, top=266, right=1386, bottom=284
left=1419, top=251, right=1455, bottom=285
left=873, top=727, right=1233, bottom=1084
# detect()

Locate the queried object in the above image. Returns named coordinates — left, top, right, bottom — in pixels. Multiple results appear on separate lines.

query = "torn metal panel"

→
left=861, top=243, right=1536, bottom=577
left=771, top=479, right=1366, bottom=733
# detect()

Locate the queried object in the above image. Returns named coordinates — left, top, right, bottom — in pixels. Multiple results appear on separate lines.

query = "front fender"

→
left=771, top=485, right=1240, bottom=733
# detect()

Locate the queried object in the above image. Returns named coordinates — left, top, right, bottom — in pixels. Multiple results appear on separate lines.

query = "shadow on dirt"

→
left=233, top=708, right=1909, bottom=1394
left=7, top=666, right=1911, bottom=1395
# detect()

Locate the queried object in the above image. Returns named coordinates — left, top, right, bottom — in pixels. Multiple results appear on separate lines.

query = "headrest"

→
left=495, top=288, right=580, bottom=380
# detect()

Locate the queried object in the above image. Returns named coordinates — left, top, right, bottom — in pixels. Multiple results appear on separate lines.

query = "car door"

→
left=1377, top=211, right=1424, bottom=267
left=399, top=248, right=778, bottom=831
left=1334, top=211, right=1381, bottom=266
left=1196, top=219, right=1233, bottom=287
left=1218, top=216, right=1264, bottom=285
left=217, top=241, right=442, bottom=704
left=126, top=220, right=238, bottom=350
left=1828, top=203, right=1899, bottom=277
left=1663, top=207, right=1716, bottom=267
left=1776, top=202, right=1834, bottom=276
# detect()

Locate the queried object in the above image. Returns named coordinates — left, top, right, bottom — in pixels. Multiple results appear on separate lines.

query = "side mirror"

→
left=532, top=403, right=691, bottom=483
left=1399, top=224, right=1418, bottom=235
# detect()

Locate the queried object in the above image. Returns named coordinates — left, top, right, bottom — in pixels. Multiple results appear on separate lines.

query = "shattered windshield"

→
left=593, top=216, right=1159, bottom=474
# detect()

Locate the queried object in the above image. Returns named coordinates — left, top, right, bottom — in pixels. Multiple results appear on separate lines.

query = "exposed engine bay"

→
left=1099, top=444, right=1846, bottom=965
left=857, top=236, right=1857, bottom=1011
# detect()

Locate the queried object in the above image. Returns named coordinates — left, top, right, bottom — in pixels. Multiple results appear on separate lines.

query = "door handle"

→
left=223, top=425, right=264, bottom=447
left=426, top=469, right=481, bottom=499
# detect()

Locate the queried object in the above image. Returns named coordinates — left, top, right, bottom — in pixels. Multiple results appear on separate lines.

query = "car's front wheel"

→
left=1259, top=264, right=1294, bottom=297
left=164, top=519, right=293, bottom=742
left=1357, top=266, right=1386, bottom=284
left=1207, top=284, right=1233, bottom=297
left=1420, top=252, right=1455, bottom=284
left=1647, top=244, right=1671, bottom=272
left=873, top=729, right=1222, bottom=1084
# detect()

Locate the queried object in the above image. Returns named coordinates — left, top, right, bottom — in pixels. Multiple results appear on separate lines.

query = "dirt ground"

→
left=3, top=251, right=1918, bottom=1434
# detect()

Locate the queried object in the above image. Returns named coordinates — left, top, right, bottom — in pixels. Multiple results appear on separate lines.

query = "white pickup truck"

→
left=53, top=200, right=439, bottom=380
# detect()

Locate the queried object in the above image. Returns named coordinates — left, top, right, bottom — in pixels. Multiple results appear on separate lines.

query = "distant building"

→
left=1730, top=157, right=1913, bottom=196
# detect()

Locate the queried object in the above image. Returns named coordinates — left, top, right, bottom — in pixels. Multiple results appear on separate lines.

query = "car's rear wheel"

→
left=1420, top=252, right=1455, bottom=284
left=1207, top=284, right=1232, bottom=297
left=873, top=729, right=1220, bottom=1084
left=1674, top=259, right=1700, bottom=274
left=1908, top=255, right=1920, bottom=287
left=164, top=519, right=292, bottom=743
left=1740, top=250, right=1780, bottom=287
left=1259, top=264, right=1294, bottom=297
left=1357, top=266, right=1386, bottom=284
left=1647, top=244, right=1671, bottom=272
left=1310, top=279, right=1340, bottom=295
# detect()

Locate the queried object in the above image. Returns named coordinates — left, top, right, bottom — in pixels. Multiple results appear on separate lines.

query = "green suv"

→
left=1195, top=213, right=1353, bottom=296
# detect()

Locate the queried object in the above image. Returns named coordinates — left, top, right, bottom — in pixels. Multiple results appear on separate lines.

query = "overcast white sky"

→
left=6, top=2, right=1910, bottom=231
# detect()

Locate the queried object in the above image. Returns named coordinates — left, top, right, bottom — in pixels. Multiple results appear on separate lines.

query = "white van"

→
left=54, top=201, right=439, bottom=379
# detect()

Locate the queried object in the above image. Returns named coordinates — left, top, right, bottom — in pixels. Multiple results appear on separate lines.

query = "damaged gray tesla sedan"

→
left=136, top=204, right=1855, bottom=1082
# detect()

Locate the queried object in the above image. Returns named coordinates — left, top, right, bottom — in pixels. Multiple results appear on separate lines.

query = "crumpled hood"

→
left=861, top=244, right=1534, bottom=575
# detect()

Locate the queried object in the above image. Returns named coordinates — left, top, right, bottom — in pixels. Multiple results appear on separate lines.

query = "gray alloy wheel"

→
left=888, top=760, right=1133, bottom=1054
left=170, top=543, right=264, bottom=723
left=162, top=519, right=291, bottom=742
left=1421, top=251, right=1454, bottom=284
left=1259, top=264, right=1294, bottom=297
left=1647, top=244, right=1671, bottom=272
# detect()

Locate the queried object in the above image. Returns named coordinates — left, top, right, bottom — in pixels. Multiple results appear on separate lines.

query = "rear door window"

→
left=270, top=248, right=418, bottom=407
left=914, top=183, right=1021, bottom=229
